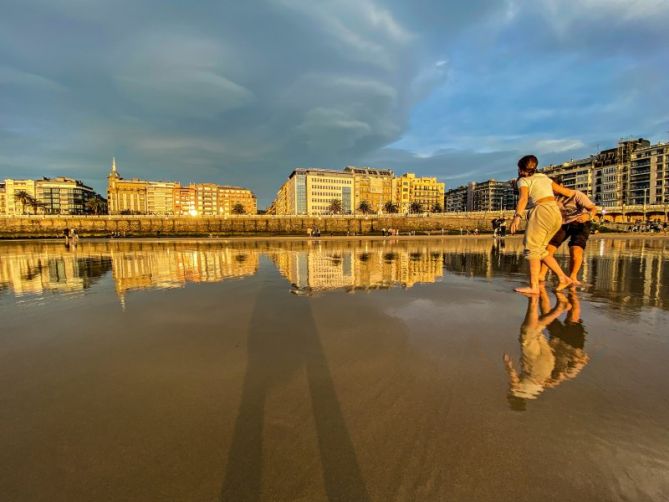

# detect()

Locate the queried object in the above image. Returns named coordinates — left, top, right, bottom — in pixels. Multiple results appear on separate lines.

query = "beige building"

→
left=270, top=168, right=354, bottom=215
left=628, top=142, right=669, bottom=205
left=393, top=173, right=445, bottom=213
left=2, top=177, right=104, bottom=215
left=107, top=159, right=256, bottom=215
left=0, top=183, right=6, bottom=215
left=344, top=166, right=394, bottom=214
left=2, top=179, right=36, bottom=215
left=146, top=182, right=178, bottom=215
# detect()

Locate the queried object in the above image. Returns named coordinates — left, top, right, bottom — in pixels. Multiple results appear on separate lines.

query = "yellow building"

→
left=146, top=181, right=178, bottom=215
left=107, top=159, right=149, bottom=214
left=217, top=186, right=257, bottom=215
left=0, top=183, right=6, bottom=215
left=344, top=166, right=394, bottom=214
left=270, top=168, right=354, bottom=215
left=107, top=159, right=256, bottom=215
left=3, top=179, right=36, bottom=215
left=393, top=173, right=445, bottom=213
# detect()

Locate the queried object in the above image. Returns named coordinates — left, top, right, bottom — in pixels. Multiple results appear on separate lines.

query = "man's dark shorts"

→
left=549, top=221, right=591, bottom=249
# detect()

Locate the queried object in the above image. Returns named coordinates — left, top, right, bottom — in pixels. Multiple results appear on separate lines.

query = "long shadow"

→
left=221, top=278, right=370, bottom=501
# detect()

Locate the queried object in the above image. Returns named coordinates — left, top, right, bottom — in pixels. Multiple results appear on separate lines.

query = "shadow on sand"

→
left=221, top=279, right=370, bottom=501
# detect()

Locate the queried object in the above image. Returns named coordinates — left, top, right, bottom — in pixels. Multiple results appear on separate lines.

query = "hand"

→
left=510, top=216, right=520, bottom=234
left=576, top=213, right=591, bottom=223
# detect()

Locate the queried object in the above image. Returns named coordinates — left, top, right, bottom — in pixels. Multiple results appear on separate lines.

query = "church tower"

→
left=107, top=157, right=120, bottom=214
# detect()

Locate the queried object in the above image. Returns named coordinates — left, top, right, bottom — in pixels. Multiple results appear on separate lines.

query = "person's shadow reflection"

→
left=503, top=288, right=590, bottom=411
left=220, top=278, right=370, bottom=501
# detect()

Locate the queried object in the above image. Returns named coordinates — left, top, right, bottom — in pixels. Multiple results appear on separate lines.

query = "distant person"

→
left=499, top=218, right=507, bottom=237
left=307, top=227, right=312, bottom=237
left=539, top=190, right=597, bottom=285
left=510, top=154, right=574, bottom=295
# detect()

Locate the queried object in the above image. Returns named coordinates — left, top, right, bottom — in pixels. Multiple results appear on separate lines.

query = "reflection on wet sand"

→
left=1, top=237, right=669, bottom=501
left=504, top=289, right=590, bottom=410
left=0, top=237, right=667, bottom=313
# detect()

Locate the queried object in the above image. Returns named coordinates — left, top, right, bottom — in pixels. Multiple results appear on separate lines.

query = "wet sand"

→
left=0, top=237, right=668, bottom=501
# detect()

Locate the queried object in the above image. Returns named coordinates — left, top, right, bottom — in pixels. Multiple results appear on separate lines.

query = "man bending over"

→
left=539, top=190, right=597, bottom=285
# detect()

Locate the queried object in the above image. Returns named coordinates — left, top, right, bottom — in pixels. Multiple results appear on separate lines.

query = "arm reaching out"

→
left=552, top=182, right=575, bottom=198
left=510, top=185, right=528, bottom=234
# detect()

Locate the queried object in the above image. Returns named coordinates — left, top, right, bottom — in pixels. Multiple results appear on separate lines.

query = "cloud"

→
left=0, top=0, right=667, bottom=207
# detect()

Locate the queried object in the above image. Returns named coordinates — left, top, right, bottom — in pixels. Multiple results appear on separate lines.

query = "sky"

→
left=1, top=0, right=668, bottom=207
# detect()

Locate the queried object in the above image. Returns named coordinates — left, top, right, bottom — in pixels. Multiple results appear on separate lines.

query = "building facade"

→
left=1, top=177, right=105, bottom=215
left=541, top=138, right=660, bottom=207
left=0, top=183, right=6, bottom=215
left=270, top=168, right=354, bottom=215
left=444, top=185, right=468, bottom=212
left=542, top=157, right=595, bottom=195
left=393, top=173, right=445, bottom=213
left=444, top=179, right=516, bottom=212
left=344, top=166, right=394, bottom=214
left=628, top=142, right=669, bottom=206
left=107, top=159, right=257, bottom=215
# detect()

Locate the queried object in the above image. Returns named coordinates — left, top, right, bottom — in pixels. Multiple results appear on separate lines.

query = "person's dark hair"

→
left=517, top=155, right=538, bottom=176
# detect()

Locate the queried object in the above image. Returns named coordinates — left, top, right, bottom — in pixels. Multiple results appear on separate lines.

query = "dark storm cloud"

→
left=1, top=0, right=668, bottom=206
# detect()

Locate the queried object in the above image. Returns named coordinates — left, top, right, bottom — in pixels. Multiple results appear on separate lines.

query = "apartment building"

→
left=542, top=157, right=595, bottom=195
left=270, top=168, right=354, bottom=215
left=0, top=183, right=6, bottom=215
left=344, top=166, right=394, bottom=213
left=1, top=177, right=104, bottom=215
left=628, top=142, right=669, bottom=205
left=444, top=179, right=516, bottom=212
left=393, top=173, right=445, bottom=213
left=107, top=159, right=256, bottom=215
left=444, top=185, right=468, bottom=212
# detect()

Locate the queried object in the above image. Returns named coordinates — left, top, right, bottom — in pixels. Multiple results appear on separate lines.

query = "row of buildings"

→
left=107, top=159, right=257, bottom=215
left=444, top=137, right=669, bottom=212
left=0, top=177, right=107, bottom=216
left=444, top=179, right=518, bottom=213
left=541, top=138, right=669, bottom=207
left=3, top=135, right=666, bottom=216
left=267, top=167, right=445, bottom=215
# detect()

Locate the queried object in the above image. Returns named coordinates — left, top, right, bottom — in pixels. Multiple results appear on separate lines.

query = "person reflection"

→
left=503, top=288, right=589, bottom=411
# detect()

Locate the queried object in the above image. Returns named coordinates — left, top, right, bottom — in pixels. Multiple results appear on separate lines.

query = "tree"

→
left=432, top=202, right=443, bottom=213
left=86, top=197, right=105, bottom=215
left=328, top=199, right=342, bottom=214
left=410, top=201, right=423, bottom=214
left=358, top=200, right=372, bottom=214
left=232, top=203, right=246, bottom=215
left=14, top=190, right=35, bottom=215
left=383, top=201, right=398, bottom=214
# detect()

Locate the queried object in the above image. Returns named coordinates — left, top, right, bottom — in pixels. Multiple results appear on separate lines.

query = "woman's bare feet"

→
left=555, top=277, right=573, bottom=291
left=569, top=277, right=583, bottom=286
left=514, top=286, right=541, bottom=295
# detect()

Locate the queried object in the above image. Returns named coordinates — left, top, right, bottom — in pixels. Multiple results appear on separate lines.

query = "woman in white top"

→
left=510, top=155, right=574, bottom=295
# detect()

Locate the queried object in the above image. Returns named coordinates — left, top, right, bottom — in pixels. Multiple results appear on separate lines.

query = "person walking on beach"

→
left=539, top=189, right=597, bottom=285
left=510, top=155, right=574, bottom=295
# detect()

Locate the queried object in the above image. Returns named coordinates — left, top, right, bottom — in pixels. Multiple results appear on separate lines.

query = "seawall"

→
left=0, top=213, right=518, bottom=238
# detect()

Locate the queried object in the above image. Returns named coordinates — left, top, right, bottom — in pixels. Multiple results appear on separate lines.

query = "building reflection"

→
left=504, top=289, right=590, bottom=411
left=269, top=240, right=445, bottom=294
left=0, top=237, right=666, bottom=312
left=0, top=243, right=111, bottom=296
